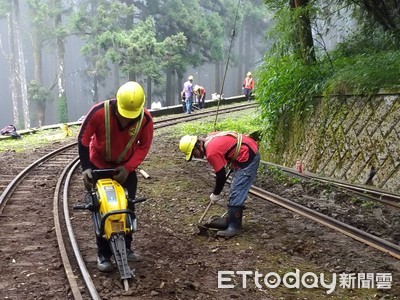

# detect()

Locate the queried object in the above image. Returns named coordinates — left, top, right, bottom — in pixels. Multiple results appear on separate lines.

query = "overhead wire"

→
left=213, top=0, right=242, bottom=131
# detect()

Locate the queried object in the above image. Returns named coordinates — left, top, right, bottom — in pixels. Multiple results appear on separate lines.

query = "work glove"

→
left=210, top=193, right=222, bottom=204
left=82, top=168, right=93, bottom=190
left=113, top=166, right=129, bottom=184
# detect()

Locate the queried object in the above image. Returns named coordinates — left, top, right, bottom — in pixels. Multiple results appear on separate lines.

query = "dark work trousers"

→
left=244, top=88, right=252, bottom=100
left=197, top=93, right=206, bottom=109
left=97, top=170, right=138, bottom=258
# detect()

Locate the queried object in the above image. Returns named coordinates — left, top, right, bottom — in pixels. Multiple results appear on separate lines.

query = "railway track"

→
left=262, top=160, right=400, bottom=210
left=1, top=101, right=399, bottom=298
left=0, top=144, right=78, bottom=298
left=0, top=103, right=256, bottom=298
left=248, top=184, right=400, bottom=260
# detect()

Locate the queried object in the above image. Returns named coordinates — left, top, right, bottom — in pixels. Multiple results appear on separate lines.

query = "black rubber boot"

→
left=97, top=254, right=113, bottom=272
left=204, top=215, right=228, bottom=230
left=216, top=206, right=244, bottom=238
left=127, top=249, right=142, bottom=262
left=124, top=233, right=142, bottom=261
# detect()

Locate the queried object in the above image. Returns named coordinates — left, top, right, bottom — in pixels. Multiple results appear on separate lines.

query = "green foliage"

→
left=162, top=32, right=188, bottom=70
left=333, top=27, right=400, bottom=56
left=57, top=94, right=68, bottom=123
left=325, top=51, right=400, bottom=95
left=0, top=0, right=10, bottom=17
left=174, top=111, right=260, bottom=137
left=256, top=3, right=400, bottom=152
left=264, top=165, right=301, bottom=185
left=69, top=0, right=137, bottom=88
left=27, top=80, right=51, bottom=105
left=26, top=0, right=58, bottom=44
left=27, top=0, right=51, bottom=24
left=0, top=127, right=79, bottom=153
left=203, top=12, right=224, bottom=61
left=107, top=17, right=160, bottom=77
left=256, top=54, right=328, bottom=149
left=153, top=0, right=225, bottom=69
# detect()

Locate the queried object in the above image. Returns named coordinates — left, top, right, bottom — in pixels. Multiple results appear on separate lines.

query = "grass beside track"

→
left=0, top=126, right=80, bottom=152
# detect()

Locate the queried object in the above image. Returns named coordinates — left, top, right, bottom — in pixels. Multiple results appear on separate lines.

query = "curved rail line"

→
left=2, top=101, right=399, bottom=298
left=0, top=143, right=77, bottom=212
left=248, top=185, right=400, bottom=260
left=0, top=143, right=79, bottom=298
left=262, top=160, right=400, bottom=210
left=0, top=103, right=254, bottom=205
left=0, top=103, right=256, bottom=298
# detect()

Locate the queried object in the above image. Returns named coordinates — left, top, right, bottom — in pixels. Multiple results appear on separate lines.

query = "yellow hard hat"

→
left=247, top=72, right=252, bottom=76
left=116, top=81, right=145, bottom=119
left=188, top=75, right=194, bottom=81
left=179, top=135, right=197, bottom=161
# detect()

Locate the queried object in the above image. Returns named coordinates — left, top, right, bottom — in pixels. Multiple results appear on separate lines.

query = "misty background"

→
left=0, top=0, right=271, bottom=129
left=0, top=0, right=353, bottom=130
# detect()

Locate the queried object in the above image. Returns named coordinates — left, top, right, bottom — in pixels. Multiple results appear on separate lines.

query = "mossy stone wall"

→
left=267, top=93, right=400, bottom=193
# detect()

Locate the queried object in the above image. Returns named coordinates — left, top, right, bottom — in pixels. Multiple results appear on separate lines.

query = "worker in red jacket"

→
left=78, top=81, right=153, bottom=272
left=179, top=131, right=260, bottom=238
left=194, top=84, right=206, bottom=109
left=242, top=72, right=255, bottom=101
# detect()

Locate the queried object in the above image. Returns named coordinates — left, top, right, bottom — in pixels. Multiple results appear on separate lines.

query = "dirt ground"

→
left=1, top=128, right=400, bottom=299
left=114, top=129, right=400, bottom=300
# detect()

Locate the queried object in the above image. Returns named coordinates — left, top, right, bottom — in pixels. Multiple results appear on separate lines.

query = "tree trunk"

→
left=92, top=75, right=99, bottom=103
left=113, top=63, right=120, bottom=91
left=176, top=73, right=182, bottom=106
left=244, top=22, right=252, bottom=79
left=146, top=76, right=152, bottom=109
left=293, top=0, right=316, bottom=64
left=14, top=0, right=30, bottom=128
left=238, top=22, right=244, bottom=95
left=128, top=71, right=136, bottom=81
left=32, top=30, right=44, bottom=126
left=7, top=11, right=20, bottom=127
left=171, top=70, right=177, bottom=105
left=214, top=62, right=221, bottom=94
left=55, top=0, right=68, bottom=123
left=165, top=69, right=172, bottom=106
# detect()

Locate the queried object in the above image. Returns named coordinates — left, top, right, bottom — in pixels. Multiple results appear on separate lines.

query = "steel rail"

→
left=249, top=185, right=400, bottom=260
left=0, top=142, right=77, bottom=213
left=62, top=159, right=102, bottom=300
left=53, top=156, right=84, bottom=300
left=153, top=103, right=256, bottom=129
left=0, top=102, right=257, bottom=298
left=56, top=103, right=257, bottom=296
left=261, top=160, right=400, bottom=209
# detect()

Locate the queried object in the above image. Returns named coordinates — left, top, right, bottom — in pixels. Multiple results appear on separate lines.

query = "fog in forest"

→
left=0, top=1, right=353, bottom=130
left=0, top=3, right=266, bottom=129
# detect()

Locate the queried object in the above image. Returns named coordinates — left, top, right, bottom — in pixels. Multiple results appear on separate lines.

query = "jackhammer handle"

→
left=73, top=203, right=89, bottom=210
left=92, top=168, right=115, bottom=174
left=129, top=197, right=147, bottom=204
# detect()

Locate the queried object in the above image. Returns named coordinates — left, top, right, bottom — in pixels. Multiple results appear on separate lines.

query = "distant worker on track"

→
left=179, top=131, right=260, bottom=238
left=242, top=72, right=254, bottom=101
left=194, top=85, right=206, bottom=109
left=183, top=75, right=194, bottom=114
left=77, top=81, right=154, bottom=272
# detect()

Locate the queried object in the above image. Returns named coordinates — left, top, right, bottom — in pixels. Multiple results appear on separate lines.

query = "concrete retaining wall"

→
left=267, top=93, right=400, bottom=193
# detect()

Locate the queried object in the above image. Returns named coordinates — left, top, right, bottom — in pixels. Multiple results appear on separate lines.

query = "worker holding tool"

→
left=193, top=84, right=206, bottom=109
left=179, top=131, right=260, bottom=238
left=78, top=81, right=153, bottom=272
